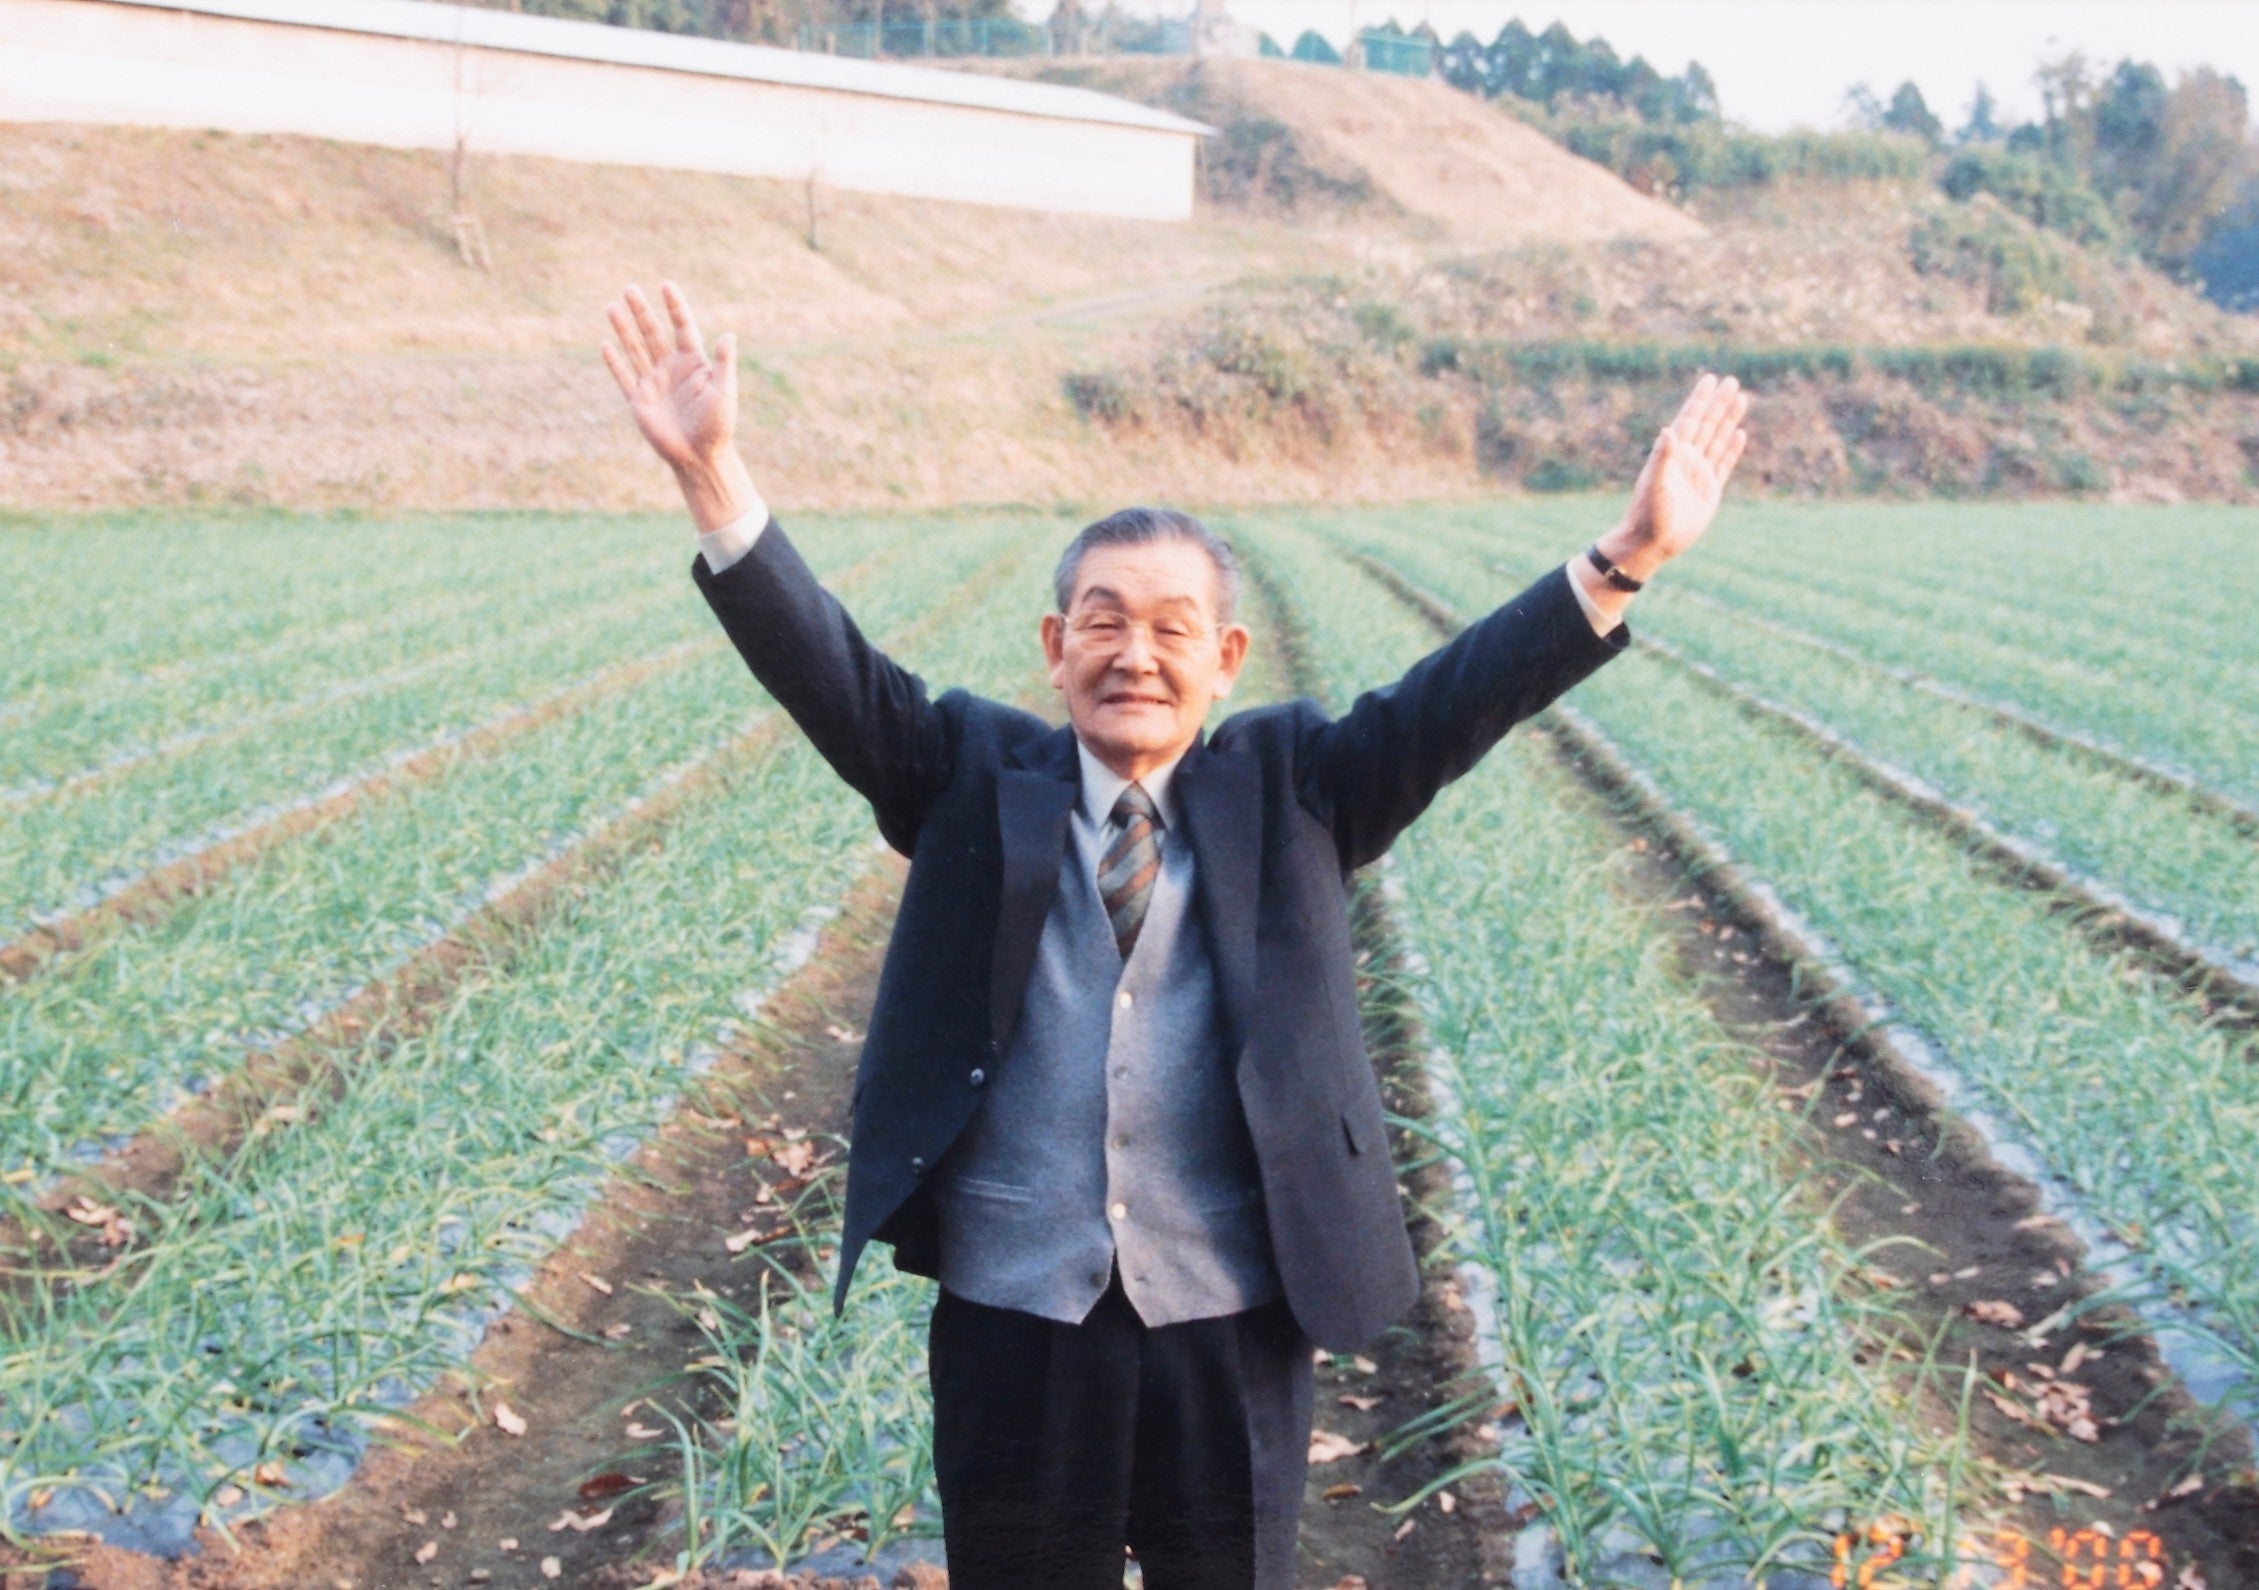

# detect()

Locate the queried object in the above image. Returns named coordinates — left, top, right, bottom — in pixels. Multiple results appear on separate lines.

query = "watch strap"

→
left=1584, top=544, right=1645, bottom=593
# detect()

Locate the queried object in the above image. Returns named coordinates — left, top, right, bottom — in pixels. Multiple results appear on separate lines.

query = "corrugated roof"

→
left=94, top=0, right=1214, bottom=136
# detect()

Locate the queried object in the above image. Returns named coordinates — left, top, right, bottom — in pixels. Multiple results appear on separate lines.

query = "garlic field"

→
left=1, top=503, right=2253, bottom=1588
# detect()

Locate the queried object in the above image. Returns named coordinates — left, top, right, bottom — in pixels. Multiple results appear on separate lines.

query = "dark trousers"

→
left=927, top=1261, right=1315, bottom=1589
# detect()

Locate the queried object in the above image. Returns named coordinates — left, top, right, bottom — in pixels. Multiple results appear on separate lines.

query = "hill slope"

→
left=0, top=56, right=2252, bottom=511
left=986, top=55, right=1702, bottom=247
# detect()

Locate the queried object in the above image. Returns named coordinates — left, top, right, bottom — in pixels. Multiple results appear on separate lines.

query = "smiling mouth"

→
left=1101, top=692, right=1171, bottom=707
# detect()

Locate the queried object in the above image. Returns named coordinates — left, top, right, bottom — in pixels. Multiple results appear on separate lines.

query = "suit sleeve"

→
left=1296, top=561, right=1629, bottom=873
left=691, top=515, right=953, bottom=854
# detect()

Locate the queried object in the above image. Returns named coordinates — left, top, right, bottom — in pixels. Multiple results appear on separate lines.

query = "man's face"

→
left=1040, top=537, right=1251, bottom=780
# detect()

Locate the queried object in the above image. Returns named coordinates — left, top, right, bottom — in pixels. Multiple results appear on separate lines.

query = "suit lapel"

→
left=1173, top=733, right=1261, bottom=1063
left=990, top=725, right=1080, bottom=1050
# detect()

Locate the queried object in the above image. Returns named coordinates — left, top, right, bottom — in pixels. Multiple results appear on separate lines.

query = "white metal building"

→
left=0, top=0, right=1212, bottom=220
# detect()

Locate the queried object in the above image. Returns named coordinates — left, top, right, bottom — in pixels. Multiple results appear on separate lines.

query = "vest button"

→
left=1108, top=1200, right=1128, bottom=1221
left=1117, top=989, right=1134, bottom=1010
left=968, top=1068, right=987, bottom=1088
left=910, top=1156, right=927, bottom=1175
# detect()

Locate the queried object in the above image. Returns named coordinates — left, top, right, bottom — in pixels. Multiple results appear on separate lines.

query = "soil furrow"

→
left=14, top=857, right=919, bottom=1590
left=0, top=635, right=714, bottom=988
left=0, top=542, right=971, bottom=1309
left=1235, top=546, right=1531, bottom=1589
left=0, top=588, right=678, bottom=810
left=1668, top=586, right=2259, bottom=838
left=1639, top=630, right=2259, bottom=1025
left=1357, top=558, right=2259, bottom=1588
left=1349, top=552, right=2259, bottom=1030
left=0, top=547, right=895, bottom=989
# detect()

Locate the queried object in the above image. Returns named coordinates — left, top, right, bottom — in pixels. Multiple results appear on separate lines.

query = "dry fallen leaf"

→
left=548, top=1506, right=613, bottom=1533
left=1392, top=1518, right=1416, bottom=1541
left=1351, top=1355, right=1377, bottom=1374
left=1965, top=1298, right=2025, bottom=1329
left=414, top=1541, right=438, bottom=1565
left=1308, top=1429, right=1367, bottom=1465
left=1437, top=1490, right=1457, bottom=1514
left=579, top=1472, right=638, bottom=1503
left=1984, top=1390, right=2044, bottom=1430
left=771, top=1140, right=818, bottom=1178
left=440, top=1511, right=457, bottom=1529
left=1337, top=1393, right=1383, bottom=1412
left=493, top=1400, right=528, bottom=1438
left=1322, top=1482, right=1362, bottom=1501
left=542, top=1558, right=563, bottom=1581
left=252, top=1462, right=290, bottom=1489
left=577, top=1272, right=614, bottom=1296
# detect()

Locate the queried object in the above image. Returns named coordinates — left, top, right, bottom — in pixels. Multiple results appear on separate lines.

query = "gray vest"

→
left=933, top=811, right=1281, bottom=1327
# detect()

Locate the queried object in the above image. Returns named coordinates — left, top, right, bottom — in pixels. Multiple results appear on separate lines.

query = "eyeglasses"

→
left=1063, top=612, right=1215, bottom=658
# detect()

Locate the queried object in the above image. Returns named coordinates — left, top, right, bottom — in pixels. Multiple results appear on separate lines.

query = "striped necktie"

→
left=1098, top=781, right=1163, bottom=963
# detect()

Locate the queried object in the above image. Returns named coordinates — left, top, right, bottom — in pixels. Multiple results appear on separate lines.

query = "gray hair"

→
left=1052, top=506, right=1243, bottom=624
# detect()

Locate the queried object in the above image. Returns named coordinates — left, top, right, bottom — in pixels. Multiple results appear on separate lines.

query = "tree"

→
left=1842, top=82, right=1884, bottom=130
left=2092, top=59, right=2170, bottom=193
left=1883, top=82, right=1944, bottom=146
left=1957, top=82, right=2001, bottom=145
left=2130, top=67, right=2258, bottom=262
left=1438, top=30, right=1488, bottom=95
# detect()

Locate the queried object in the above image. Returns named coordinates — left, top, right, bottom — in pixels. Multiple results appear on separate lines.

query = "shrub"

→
left=1526, top=457, right=1602, bottom=491
left=1940, top=148, right=2121, bottom=248
left=1910, top=199, right=2080, bottom=313
left=1549, top=115, right=1930, bottom=195
left=1200, top=114, right=1373, bottom=212
left=1064, top=370, right=1139, bottom=425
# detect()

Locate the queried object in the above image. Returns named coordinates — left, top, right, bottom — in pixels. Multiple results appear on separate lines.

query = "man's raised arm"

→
left=1304, top=373, right=1751, bottom=873
left=602, top=282, right=951, bottom=852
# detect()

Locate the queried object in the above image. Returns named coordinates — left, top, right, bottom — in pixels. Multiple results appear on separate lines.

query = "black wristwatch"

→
left=1584, top=544, right=1645, bottom=592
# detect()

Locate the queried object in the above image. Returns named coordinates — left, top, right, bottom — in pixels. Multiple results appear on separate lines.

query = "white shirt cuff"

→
left=698, top=507, right=768, bottom=576
left=1564, top=556, right=1621, bottom=636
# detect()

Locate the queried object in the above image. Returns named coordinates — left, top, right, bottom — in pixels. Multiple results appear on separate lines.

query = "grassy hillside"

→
left=2, top=57, right=2254, bottom=511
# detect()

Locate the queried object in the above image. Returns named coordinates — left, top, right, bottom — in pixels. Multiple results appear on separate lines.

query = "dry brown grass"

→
left=2, top=61, right=2253, bottom=513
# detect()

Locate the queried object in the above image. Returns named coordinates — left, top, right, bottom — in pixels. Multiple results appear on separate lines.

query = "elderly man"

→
left=603, top=281, right=1748, bottom=1589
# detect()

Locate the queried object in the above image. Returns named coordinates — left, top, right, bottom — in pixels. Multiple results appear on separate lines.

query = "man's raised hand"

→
left=1607, top=373, right=1751, bottom=581
left=602, top=281, right=761, bottom=534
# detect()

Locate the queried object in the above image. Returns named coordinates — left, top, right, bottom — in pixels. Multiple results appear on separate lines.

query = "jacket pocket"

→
left=947, top=1174, right=1034, bottom=1204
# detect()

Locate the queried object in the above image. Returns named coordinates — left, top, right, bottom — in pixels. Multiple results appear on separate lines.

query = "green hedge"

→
left=1421, top=337, right=2259, bottom=396
left=1549, top=118, right=1931, bottom=193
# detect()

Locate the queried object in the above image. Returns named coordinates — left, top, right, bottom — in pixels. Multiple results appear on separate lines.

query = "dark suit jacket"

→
left=692, top=517, right=1628, bottom=1353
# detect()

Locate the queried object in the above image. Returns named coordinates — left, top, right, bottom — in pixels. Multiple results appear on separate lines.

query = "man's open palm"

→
left=1624, top=373, right=1750, bottom=564
left=603, top=282, right=736, bottom=473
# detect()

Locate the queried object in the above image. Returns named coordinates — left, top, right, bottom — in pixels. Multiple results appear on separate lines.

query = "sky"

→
left=1046, top=2, right=2259, bottom=133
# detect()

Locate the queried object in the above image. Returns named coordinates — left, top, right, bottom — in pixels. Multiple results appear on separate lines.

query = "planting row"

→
left=0, top=521, right=1023, bottom=1196
left=1345, top=511, right=2259, bottom=984
left=1344, top=522, right=2259, bottom=1428
left=0, top=526, right=695, bottom=787
left=1225, top=514, right=1996, bottom=1584
left=0, top=517, right=1059, bottom=1554
left=0, top=516, right=926, bottom=946
left=1447, top=497, right=2259, bottom=808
